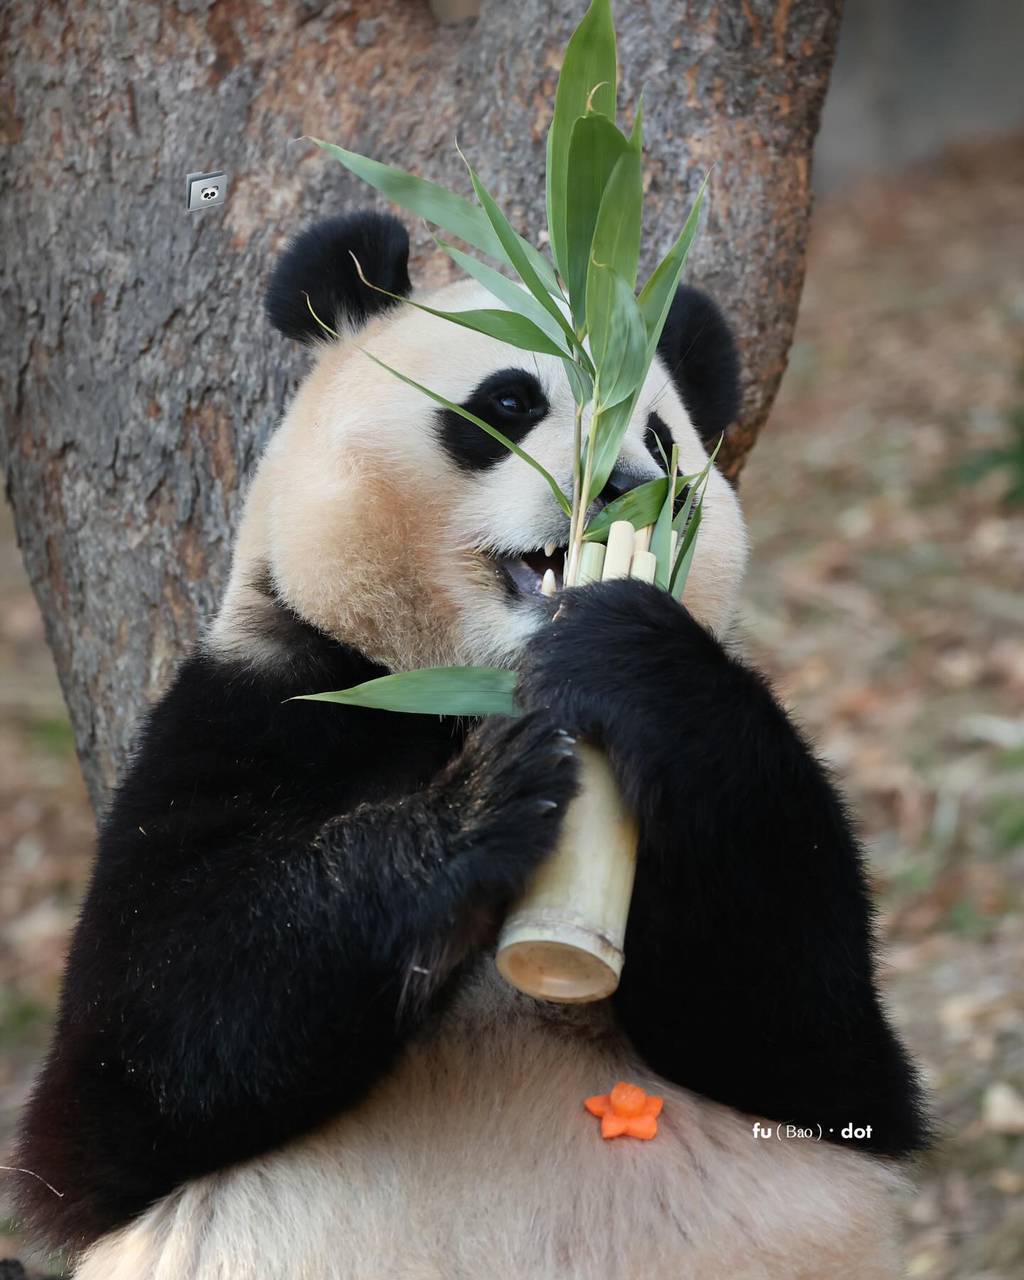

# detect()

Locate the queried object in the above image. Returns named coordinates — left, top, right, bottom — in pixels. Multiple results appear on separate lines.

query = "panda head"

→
left=211, top=211, right=748, bottom=671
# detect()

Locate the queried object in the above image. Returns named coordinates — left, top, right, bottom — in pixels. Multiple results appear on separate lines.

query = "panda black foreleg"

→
left=518, top=579, right=928, bottom=1157
left=112, top=705, right=582, bottom=1110
left=16, top=679, right=578, bottom=1249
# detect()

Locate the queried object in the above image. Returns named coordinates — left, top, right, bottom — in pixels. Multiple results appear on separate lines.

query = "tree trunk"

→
left=0, top=0, right=842, bottom=808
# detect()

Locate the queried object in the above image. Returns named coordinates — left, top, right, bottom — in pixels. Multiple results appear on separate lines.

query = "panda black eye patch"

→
left=436, top=369, right=549, bottom=472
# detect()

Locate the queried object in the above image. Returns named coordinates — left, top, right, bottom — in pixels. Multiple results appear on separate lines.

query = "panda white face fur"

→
left=210, top=220, right=747, bottom=674
left=18, top=212, right=926, bottom=1280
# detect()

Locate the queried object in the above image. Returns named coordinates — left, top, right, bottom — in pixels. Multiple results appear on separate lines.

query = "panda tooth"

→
left=541, top=568, right=557, bottom=597
left=544, top=541, right=557, bottom=558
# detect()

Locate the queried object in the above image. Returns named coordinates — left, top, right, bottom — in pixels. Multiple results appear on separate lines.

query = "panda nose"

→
left=595, top=465, right=643, bottom=509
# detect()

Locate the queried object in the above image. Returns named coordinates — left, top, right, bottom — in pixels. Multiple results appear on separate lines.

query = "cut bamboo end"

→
left=603, top=520, right=635, bottom=581
left=633, top=525, right=652, bottom=555
left=495, top=930, right=622, bottom=1003
left=495, top=745, right=638, bottom=1003
left=576, top=541, right=607, bottom=586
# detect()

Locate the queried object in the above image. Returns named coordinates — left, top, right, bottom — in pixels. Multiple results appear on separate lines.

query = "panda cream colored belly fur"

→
left=17, top=213, right=927, bottom=1279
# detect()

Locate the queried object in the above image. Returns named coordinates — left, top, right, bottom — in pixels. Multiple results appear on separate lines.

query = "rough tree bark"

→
left=0, top=0, right=842, bottom=808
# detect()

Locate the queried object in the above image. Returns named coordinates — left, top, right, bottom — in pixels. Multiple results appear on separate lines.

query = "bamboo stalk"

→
left=576, top=541, right=606, bottom=586
left=602, top=519, right=635, bottom=580
left=495, top=519, right=646, bottom=1003
left=495, top=744, right=638, bottom=1002
left=630, top=548, right=657, bottom=584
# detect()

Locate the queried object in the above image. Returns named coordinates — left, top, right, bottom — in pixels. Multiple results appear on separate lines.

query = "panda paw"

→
left=517, top=578, right=723, bottom=749
left=441, top=710, right=580, bottom=905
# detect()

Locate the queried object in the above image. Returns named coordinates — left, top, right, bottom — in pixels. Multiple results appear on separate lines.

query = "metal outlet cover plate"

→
left=186, top=171, right=228, bottom=212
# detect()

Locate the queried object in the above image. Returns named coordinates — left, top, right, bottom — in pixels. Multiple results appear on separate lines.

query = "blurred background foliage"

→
left=2, top=2, right=1024, bottom=1276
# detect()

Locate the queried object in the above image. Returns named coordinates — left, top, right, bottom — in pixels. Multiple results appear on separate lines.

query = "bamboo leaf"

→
left=312, top=137, right=561, bottom=297
left=670, top=501, right=703, bottom=601
left=671, top=435, right=722, bottom=536
left=648, top=420, right=670, bottom=472
left=304, top=293, right=341, bottom=341
left=650, top=444, right=678, bottom=589
left=292, top=667, right=520, bottom=717
left=312, top=139, right=501, bottom=256
left=350, top=252, right=568, bottom=356
left=671, top=478, right=698, bottom=537
left=562, top=357, right=594, bottom=406
left=583, top=394, right=632, bottom=506
left=420, top=307, right=567, bottom=357
left=361, top=350, right=572, bottom=517
left=582, top=473, right=691, bottom=542
left=589, top=267, right=647, bottom=409
left=403, top=303, right=568, bottom=356
left=628, top=94, right=644, bottom=151
left=564, top=114, right=629, bottom=330
left=434, top=237, right=570, bottom=353
left=460, top=150, right=580, bottom=355
left=669, top=436, right=722, bottom=596
left=584, top=323, right=648, bottom=501
left=583, top=180, right=704, bottom=501
left=637, top=176, right=707, bottom=355
left=703, top=430, right=726, bottom=473
left=588, top=147, right=643, bottom=291
left=546, top=0, right=617, bottom=282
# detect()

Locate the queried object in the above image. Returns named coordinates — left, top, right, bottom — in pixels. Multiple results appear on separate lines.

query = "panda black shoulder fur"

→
left=17, top=211, right=927, bottom=1279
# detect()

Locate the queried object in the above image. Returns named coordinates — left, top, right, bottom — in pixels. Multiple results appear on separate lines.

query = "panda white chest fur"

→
left=76, top=965, right=906, bottom=1280
left=18, top=213, right=925, bottom=1280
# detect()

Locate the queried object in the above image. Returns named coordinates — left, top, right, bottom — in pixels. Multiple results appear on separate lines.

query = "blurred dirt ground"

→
left=2, top=138, right=1023, bottom=1277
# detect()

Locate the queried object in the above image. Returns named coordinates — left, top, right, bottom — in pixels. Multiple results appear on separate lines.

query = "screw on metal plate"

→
left=186, top=171, right=228, bottom=212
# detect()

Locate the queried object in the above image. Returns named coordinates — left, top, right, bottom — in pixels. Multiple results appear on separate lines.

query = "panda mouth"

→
left=493, top=542, right=567, bottom=600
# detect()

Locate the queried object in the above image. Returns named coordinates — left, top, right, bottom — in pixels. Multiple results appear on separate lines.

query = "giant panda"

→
left=16, top=210, right=927, bottom=1279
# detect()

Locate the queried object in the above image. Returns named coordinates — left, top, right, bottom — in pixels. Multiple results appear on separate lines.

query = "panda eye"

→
left=489, top=383, right=545, bottom=419
left=436, top=368, right=549, bottom=472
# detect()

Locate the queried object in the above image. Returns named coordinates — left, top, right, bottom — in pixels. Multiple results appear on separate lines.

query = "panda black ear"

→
left=265, top=211, right=411, bottom=342
left=656, top=285, right=741, bottom=442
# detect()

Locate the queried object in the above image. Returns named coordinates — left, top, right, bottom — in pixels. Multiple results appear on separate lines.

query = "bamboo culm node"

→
left=495, top=520, right=646, bottom=1003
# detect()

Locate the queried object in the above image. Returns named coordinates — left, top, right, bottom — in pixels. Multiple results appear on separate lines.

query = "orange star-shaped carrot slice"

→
left=584, top=1082, right=664, bottom=1140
